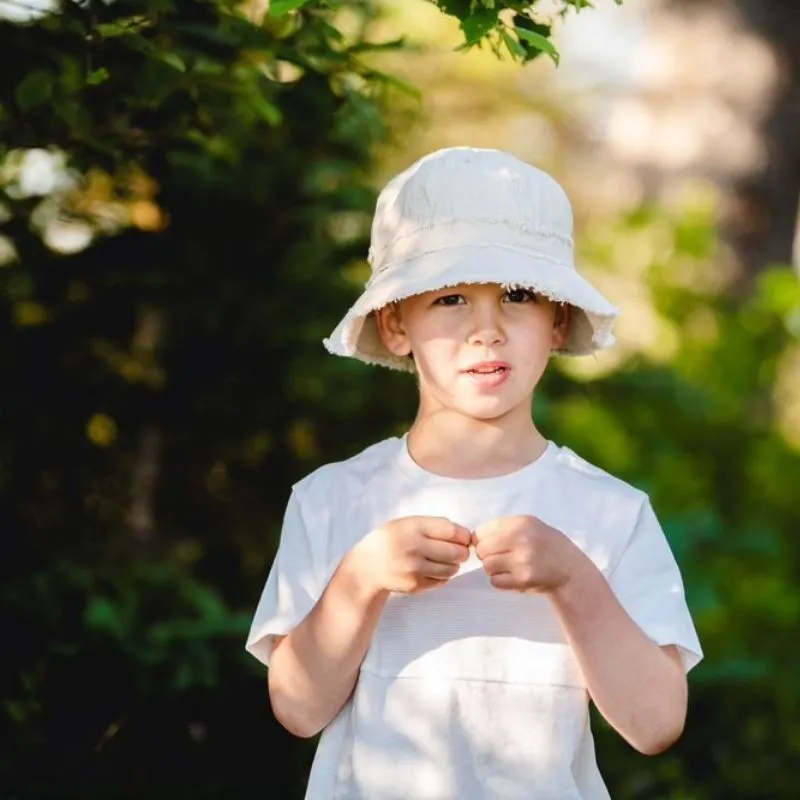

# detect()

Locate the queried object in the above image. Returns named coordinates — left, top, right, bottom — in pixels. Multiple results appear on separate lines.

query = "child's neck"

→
left=406, top=413, right=548, bottom=480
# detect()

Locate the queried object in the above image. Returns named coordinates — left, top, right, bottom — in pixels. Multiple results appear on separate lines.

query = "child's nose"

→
left=467, top=304, right=505, bottom=347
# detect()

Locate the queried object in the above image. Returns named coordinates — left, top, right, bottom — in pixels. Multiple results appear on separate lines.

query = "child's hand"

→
left=355, top=516, right=472, bottom=595
left=473, top=515, right=582, bottom=594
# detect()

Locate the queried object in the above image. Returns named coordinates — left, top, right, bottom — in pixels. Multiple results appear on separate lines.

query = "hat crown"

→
left=369, top=147, right=575, bottom=274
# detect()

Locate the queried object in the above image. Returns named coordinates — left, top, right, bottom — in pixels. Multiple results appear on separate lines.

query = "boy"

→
left=246, top=147, right=702, bottom=799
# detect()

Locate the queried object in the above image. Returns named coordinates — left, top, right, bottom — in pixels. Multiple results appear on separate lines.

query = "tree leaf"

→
left=350, top=37, right=406, bottom=54
left=269, top=0, right=313, bottom=17
left=251, top=96, right=283, bottom=126
left=15, top=70, right=53, bottom=112
left=95, top=23, right=129, bottom=38
left=155, top=51, right=187, bottom=72
left=84, top=596, right=126, bottom=640
left=436, top=0, right=473, bottom=19
left=501, top=29, right=526, bottom=61
left=95, top=17, right=148, bottom=38
left=363, top=68, right=421, bottom=100
left=461, top=8, right=498, bottom=45
left=134, top=59, right=184, bottom=101
left=86, top=67, right=110, bottom=86
left=515, top=26, right=560, bottom=64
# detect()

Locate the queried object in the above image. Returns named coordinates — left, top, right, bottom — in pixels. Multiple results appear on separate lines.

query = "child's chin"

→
left=455, top=397, right=514, bottom=421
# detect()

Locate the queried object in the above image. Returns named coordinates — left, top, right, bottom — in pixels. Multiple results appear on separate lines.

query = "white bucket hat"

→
left=323, top=146, right=620, bottom=371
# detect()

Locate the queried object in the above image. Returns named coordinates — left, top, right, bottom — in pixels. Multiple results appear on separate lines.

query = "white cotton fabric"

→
left=246, top=438, right=703, bottom=799
left=323, top=147, right=621, bottom=371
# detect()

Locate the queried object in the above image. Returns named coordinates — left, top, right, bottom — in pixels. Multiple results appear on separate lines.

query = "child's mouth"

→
left=463, top=362, right=511, bottom=388
left=464, top=361, right=510, bottom=375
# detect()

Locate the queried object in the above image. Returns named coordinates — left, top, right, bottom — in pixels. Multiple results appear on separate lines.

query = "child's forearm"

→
left=268, top=544, right=389, bottom=738
left=549, top=555, right=688, bottom=755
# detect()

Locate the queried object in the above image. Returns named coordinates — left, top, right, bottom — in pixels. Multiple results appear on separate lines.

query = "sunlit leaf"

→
left=515, top=26, right=560, bottom=64
left=269, top=0, right=313, bottom=16
left=95, top=17, right=150, bottom=39
left=13, top=301, right=49, bottom=326
left=501, top=29, right=526, bottom=60
left=154, top=51, right=187, bottom=73
left=86, top=67, right=110, bottom=86
left=250, top=95, right=283, bottom=126
left=86, top=414, right=118, bottom=447
left=461, top=8, right=498, bottom=44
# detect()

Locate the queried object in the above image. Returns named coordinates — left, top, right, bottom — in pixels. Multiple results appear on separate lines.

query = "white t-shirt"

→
left=246, top=436, right=703, bottom=799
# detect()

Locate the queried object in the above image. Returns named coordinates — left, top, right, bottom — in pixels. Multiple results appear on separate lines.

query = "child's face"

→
left=376, top=283, right=569, bottom=423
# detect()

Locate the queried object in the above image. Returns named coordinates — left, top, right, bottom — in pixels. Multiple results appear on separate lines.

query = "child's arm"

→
left=548, top=561, right=687, bottom=755
left=268, top=516, right=471, bottom=738
left=474, top=512, right=693, bottom=756
left=268, top=546, right=389, bottom=738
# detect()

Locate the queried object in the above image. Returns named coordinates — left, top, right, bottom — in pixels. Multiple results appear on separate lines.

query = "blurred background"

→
left=2, top=0, right=799, bottom=797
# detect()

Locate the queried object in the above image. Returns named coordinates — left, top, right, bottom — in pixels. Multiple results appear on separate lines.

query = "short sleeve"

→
left=608, top=498, right=703, bottom=673
left=245, top=488, right=324, bottom=667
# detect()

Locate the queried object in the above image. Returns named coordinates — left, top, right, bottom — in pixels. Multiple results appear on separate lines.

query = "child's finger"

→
left=480, top=554, right=510, bottom=575
left=420, top=560, right=461, bottom=580
left=420, top=538, right=470, bottom=564
left=474, top=532, right=512, bottom=559
left=423, top=518, right=472, bottom=546
left=473, top=519, right=501, bottom=541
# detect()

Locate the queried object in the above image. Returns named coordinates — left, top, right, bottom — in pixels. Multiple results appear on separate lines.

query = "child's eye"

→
left=433, top=294, right=465, bottom=306
left=504, top=287, right=538, bottom=303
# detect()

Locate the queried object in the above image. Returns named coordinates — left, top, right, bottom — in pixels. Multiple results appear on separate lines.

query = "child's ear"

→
left=375, top=302, right=412, bottom=357
left=552, top=303, right=572, bottom=349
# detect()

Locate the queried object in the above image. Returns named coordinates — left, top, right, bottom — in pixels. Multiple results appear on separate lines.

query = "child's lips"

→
left=462, top=362, right=511, bottom=388
left=463, top=360, right=510, bottom=374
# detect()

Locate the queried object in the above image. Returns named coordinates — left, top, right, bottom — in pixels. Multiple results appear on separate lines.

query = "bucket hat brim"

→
left=323, top=244, right=620, bottom=372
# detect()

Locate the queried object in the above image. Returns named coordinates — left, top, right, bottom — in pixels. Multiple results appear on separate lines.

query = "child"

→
left=246, top=147, right=703, bottom=799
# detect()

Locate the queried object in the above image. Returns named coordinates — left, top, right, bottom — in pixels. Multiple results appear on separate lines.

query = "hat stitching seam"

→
left=369, top=224, right=574, bottom=265
left=367, top=249, right=578, bottom=286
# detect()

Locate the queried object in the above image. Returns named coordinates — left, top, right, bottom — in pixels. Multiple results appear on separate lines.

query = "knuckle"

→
left=399, top=555, right=416, bottom=574
left=521, top=565, right=537, bottom=585
left=406, top=541, right=421, bottom=558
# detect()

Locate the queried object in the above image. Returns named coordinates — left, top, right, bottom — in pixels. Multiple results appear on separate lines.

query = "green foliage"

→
left=434, top=0, right=618, bottom=63
left=545, top=203, right=800, bottom=797
left=3, top=0, right=800, bottom=798
left=2, top=0, right=405, bottom=175
left=1, top=1, right=398, bottom=794
left=7, top=560, right=249, bottom=691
